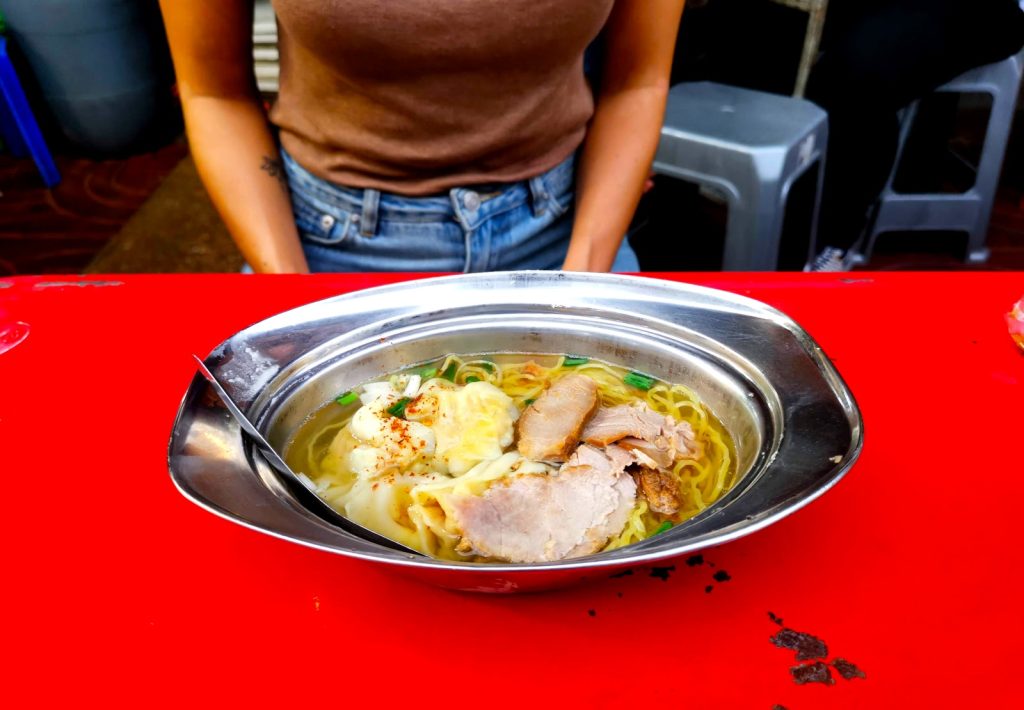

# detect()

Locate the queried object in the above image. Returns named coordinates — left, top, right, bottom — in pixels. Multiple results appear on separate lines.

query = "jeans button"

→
left=463, top=191, right=481, bottom=211
left=319, top=214, right=336, bottom=230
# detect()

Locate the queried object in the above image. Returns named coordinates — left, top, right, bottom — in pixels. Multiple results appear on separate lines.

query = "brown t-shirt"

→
left=269, top=0, right=614, bottom=195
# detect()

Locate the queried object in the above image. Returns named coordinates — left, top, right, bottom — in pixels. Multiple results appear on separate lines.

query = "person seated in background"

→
left=158, top=1, right=685, bottom=274
left=805, top=0, right=1024, bottom=270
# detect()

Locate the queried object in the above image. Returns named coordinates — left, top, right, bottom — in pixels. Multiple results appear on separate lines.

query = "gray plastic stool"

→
left=853, top=49, right=1024, bottom=265
left=653, top=81, right=829, bottom=270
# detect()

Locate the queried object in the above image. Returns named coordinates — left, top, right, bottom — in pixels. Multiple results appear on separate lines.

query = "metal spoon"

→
left=193, top=355, right=424, bottom=557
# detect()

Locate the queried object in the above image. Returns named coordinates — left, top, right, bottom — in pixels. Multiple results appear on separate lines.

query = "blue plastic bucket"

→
left=1, top=0, right=178, bottom=153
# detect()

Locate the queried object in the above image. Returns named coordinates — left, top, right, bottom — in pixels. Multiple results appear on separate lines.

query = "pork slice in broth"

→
left=617, top=437, right=674, bottom=469
left=581, top=403, right=664, bottom=447
left=450, top=444, right=637, bottom=563
left=665, top=419, right=699, bottom=460
left=515, top=374, right=599, bottom=462
left=582, top=403, right=699, bottom=461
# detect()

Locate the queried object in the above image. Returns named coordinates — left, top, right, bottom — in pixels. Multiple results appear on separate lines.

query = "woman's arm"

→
left=562, top=0, right=685, bottom=272
left=159, top=0, right=309, bottom=273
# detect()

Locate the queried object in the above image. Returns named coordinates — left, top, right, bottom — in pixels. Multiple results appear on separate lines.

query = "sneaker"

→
left=804, top=247, right=848, bottom=272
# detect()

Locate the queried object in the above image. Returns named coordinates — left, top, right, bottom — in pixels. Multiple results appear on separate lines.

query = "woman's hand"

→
left=563, top=0, right=686, bottom=272
left=159, top=0, right=309, bottom=273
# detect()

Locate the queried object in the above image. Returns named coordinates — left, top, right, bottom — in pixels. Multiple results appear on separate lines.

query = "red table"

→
left=1, top=273, right=1021, bottom=707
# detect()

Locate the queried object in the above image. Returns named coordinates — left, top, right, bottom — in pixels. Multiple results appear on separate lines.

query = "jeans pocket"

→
left=290, top=188, right=356, bottom=246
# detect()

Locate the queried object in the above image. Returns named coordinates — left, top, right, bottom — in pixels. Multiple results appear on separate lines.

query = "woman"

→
left=159, top=1, right=685, bottom=273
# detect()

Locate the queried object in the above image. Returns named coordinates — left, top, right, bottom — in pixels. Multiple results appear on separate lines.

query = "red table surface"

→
left=1, top=272, right=1021, bottom=708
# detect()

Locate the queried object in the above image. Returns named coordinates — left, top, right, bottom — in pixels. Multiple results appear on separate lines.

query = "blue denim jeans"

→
left=282, top=151, right=639, bottom=273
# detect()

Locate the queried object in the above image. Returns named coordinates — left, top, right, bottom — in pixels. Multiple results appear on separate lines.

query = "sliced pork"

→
left=582, top=403, right=663, bottom=447
left=618, top=437, right=674, bottom=469
left=516, top=374, right=599, bottom=462
left=664, top=419, right=700, bottom=460
left=450, top=444, right=637, bottom=563
left=582, top=402, right=699, bottom=462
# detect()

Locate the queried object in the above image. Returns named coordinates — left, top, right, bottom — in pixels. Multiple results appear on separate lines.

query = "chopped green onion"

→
left=335, top=391, right=359, bottom=406
left=465, top=375, right=481, bottom=384
left=441, top=363, right=458, bottom=381
left=523, top=398, right=536, bottom=407
left=624, top=371, right=656, bottom=391
left=563, top=356, right=589, bottom=367
left=654, top=521, right=673, bottom=535
left=419, top=367, right=438, bottom=380
left=386, top=397, right=411, bottom=418
left=480, top=362, right=495, bottom=373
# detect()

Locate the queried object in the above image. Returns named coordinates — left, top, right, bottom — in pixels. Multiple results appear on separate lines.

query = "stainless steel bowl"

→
left=168, top=272, right=862, bottom=592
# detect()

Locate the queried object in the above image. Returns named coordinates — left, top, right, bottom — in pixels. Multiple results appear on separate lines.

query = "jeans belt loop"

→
left=527, top=174, right=550, bottom=218
left=360, top=188, right=381, bottom=237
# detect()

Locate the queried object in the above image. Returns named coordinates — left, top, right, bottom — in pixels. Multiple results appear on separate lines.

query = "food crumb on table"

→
left=771, top=628, right=829, bottom=661
left=649, top=565, right=675, bottom=581
left=791, top=661, right=835, bottom=686
left=832, top=658, right=867, bottom=680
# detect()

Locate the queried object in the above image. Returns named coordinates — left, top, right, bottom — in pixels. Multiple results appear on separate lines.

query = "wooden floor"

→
left=1, top=133, right=1023, bottom=275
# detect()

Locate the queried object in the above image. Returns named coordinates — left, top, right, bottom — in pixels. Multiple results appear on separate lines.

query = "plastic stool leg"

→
left=0, top=39, right=60, bottom=187
left=802, top=153, right=828, bottom=267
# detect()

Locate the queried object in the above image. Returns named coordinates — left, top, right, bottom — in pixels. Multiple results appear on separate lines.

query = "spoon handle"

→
left=192, top=355, right=424, bottom=557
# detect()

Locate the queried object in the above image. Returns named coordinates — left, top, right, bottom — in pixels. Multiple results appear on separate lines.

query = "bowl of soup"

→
left=168, top=272, right=862, bottom=592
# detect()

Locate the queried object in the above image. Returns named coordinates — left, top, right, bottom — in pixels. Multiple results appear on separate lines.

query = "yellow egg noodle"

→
left=285, top=355, right=734, bottom=561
